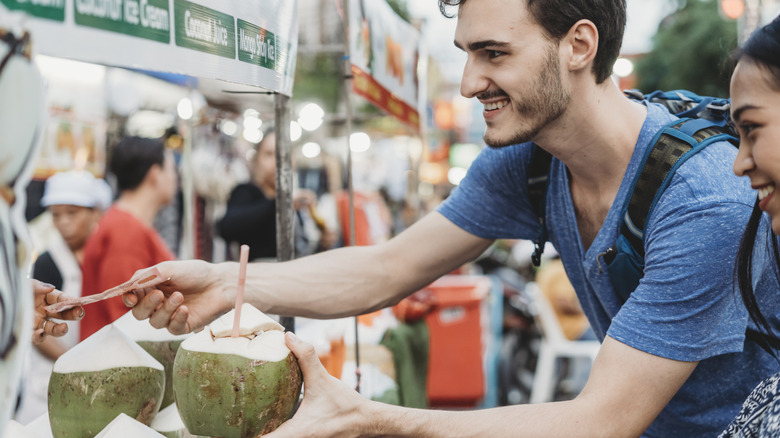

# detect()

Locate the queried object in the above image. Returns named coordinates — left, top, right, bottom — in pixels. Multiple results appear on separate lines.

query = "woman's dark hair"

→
left=438, top=0, right=626, bottom=84
left=736, top=201, right=780, bottom=340
left=732, top=15, right=780, bottom=90
left=109, top=136, right=165, bottom=192
left=734, top=15, right=780, bottom=344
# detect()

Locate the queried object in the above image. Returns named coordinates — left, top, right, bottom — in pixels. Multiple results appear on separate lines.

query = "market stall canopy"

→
left=1, top=0, right=298, bottom=96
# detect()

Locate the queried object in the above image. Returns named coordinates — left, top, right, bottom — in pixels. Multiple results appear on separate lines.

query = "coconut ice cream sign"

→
left=173, top=304, right=302, bottom=437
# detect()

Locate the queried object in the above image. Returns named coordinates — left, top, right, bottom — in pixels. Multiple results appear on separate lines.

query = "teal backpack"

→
left=528, top=89, right=739, bottom=303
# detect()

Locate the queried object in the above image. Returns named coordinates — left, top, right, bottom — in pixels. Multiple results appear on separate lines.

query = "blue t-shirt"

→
left=438, top=103, right=779, bottom=436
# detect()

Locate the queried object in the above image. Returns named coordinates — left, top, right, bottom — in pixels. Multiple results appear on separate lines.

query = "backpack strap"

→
left=625, top=89, right=735, bottom=136
left=527, top=145, right=552, bottom=266
left=526, top=90, right=737, bottom=278
left=608, top=118, right=739, bottom=301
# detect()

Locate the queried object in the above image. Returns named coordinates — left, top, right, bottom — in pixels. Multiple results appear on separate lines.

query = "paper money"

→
left=44, top=267, right=168, bottom=313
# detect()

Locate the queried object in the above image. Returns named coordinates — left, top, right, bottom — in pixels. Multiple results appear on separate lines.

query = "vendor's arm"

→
left=127, top=211, right=492, bottom=333
left=34, top=336, right=69, bottom=360
left=268, top=333, right=697, bottom=438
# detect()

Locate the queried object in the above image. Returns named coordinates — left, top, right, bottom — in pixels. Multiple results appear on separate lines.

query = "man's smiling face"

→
left=454, top=0, right=571, bottom=148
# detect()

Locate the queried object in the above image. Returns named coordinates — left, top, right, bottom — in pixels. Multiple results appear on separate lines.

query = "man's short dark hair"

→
left=439, top=0, right=626, bottom=83
left=110, top=136, right=165, bottom=192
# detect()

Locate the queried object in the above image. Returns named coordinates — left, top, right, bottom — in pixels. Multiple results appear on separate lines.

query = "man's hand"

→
left=33, top=280, right=83, bottom=344
left=123, top=260, right=234, bottom=335
left=263, top=332, right=371, bottom=438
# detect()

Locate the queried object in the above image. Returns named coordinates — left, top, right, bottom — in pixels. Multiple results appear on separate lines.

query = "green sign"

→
left=237, top=19, right=281, bottom=71
left=1, top=0, right=65, bottom=22
left=174, top=0, right=235, bottom=59
left=73, top=0, right=170, bottom=43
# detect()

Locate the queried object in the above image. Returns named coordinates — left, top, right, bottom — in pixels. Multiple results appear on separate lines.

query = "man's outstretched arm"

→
left=266, top=333, right=696, bottom=438
left=127, top=211, right=493, bottom=332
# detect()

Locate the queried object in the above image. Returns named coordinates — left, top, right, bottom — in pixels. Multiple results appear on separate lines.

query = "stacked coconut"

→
left=94, top=413, right=165, bottom=437
left=46, top=304, right=301, bottom=438
left=112, top=311, right=192, bottom=410
left=47, top=324, right=165, bottom=437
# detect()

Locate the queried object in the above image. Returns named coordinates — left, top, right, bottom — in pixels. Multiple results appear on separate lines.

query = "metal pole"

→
left=341, top=0, right=360, bottom=392
left=274, top=92, right=295, bottom=333
left=179, top=109, right=195, bottom=260
left=740, top=0, right=764, bottom=42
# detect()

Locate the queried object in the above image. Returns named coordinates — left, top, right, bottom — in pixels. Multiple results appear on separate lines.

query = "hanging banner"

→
left=348, top=0, right=420, bottom=131
left=0, top=0, right=298, bottom=95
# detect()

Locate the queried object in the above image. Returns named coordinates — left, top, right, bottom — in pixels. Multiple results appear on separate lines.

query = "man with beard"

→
left=124, top=0, right=776, bottom=436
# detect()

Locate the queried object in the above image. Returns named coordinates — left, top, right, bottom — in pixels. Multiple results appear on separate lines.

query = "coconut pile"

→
left=40, top=303, right=300, bottom=438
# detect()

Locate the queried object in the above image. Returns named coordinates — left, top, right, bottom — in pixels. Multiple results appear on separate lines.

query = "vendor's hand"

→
left=292, top=189, right=317, bottom=210
left=33, top=279, right=83, bottom=344
left=264, top=332, right=370, bottom=438
left=123, top=260, right=234, bottom=335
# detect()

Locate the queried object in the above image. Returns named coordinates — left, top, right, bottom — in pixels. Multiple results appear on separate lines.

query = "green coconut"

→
left=94, top=413, right=165, bottom=437
left=48, top=324, right=165, bottom=438
left=173, top=304, right=302, bottom=438
left=114, top=311, right=191, bottom=409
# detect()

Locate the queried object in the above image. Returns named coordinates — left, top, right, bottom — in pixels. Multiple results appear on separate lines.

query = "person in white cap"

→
left=14, top=170, right=111, bottom=424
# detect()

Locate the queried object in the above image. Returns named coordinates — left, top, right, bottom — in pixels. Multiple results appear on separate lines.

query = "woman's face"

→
left=50, top=204, right=100, bottom=251
left=732, top=60, right=780, bottom=234
left=252, top=133, right=276, bottom=190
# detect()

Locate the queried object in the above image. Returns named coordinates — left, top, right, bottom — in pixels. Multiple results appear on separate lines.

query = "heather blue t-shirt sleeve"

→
left=436, top=143, right=541, bottom=240
left=607, top=144, right=754, bottom=361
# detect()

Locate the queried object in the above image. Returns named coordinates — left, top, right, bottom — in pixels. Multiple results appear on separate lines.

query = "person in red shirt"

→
left=79, top=136, right=177, bottom=340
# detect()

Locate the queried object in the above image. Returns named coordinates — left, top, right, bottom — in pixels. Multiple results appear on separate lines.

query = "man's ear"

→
left=145, top=163, right=163, bottom=187
left=564, top=19, right=598, bottom=74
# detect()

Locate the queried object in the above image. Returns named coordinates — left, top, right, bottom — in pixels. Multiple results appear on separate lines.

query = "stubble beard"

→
left=484, top=46, right=571, bottom=149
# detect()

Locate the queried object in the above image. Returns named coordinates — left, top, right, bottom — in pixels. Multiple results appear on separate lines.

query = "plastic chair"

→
left=526, top=282, right=601, bottom=404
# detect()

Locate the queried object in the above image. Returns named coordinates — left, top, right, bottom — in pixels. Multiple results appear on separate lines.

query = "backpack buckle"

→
left=531, top=242, right=543, bottom=267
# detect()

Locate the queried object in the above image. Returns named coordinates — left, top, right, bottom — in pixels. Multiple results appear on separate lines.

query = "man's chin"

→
left=484, top=134, right=528, bottom=149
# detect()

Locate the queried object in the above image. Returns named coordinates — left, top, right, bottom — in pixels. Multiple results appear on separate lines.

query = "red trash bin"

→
left=423, top=275, right=490, bottom=408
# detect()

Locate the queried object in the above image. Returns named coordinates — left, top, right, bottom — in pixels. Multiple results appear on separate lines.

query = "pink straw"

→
left=231, top=245, right=250, bottom=338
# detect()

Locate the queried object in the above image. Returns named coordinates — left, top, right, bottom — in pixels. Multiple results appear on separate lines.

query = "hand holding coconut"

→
left=261, top=332, right=373, bottom=438
left=32, top=279, right=84, bottom=344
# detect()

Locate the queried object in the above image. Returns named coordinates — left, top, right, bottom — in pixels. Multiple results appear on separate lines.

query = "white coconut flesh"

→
left=113, top=311, right=192, bottom=342
left=180, top=304, right=289, bottom=362
left=53, top=324, right=163, bottom=373
left=150, top=403, right=185, bottom=433
left=208, top=303, right=284, bottom=338
left=94, top=413, right=165, bottom=438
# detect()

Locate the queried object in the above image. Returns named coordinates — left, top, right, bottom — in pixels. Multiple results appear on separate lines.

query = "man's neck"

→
left=115, top=190, right=160, bottom=227
left=536, top=81, right=646, bottom=196
left=535, top=80, right=648, bottom=251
